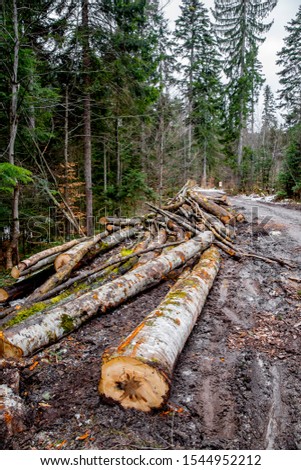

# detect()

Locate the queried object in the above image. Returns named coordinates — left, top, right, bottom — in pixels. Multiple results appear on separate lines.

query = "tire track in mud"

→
left=4, top=198, right=301, bottom=450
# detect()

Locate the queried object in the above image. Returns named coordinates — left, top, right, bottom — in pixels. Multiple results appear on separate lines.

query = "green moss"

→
left=167, top=290, right=187, bottom=300
left=120, top=248, right=133, bottom=257
left=2, top=301, right=48, bottom=329
left=60, top=314, right=74, bottom=333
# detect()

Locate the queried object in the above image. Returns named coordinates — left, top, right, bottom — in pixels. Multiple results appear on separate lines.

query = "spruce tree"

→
left=174, top=0, right=223, bottom=184
left=277, top=6, right=301, bottom=126
left=213, top=0, right=277, bottom=175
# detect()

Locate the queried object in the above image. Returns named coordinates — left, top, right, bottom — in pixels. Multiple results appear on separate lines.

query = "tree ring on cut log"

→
left=99, top=357, right=169, bottom=412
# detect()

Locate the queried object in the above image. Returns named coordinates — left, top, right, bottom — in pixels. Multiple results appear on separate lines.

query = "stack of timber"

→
left=1, top=179, right=287, bottom=421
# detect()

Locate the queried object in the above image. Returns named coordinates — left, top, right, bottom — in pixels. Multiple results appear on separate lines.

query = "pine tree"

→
left=277, top=6, right=301, bottom=126
left=262, top=85, right=277, bottom=138
left=174, top=0, right=223, bottom=184
left=213, top=0, right=277, bottom=175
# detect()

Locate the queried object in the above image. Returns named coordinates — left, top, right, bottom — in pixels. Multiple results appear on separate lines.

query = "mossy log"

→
left=189, top=190, right=235, bottom=225
left=99, top=246, right=221, bottom=412
left=0, top=266, right=55, bottom=303
left=11, top=237, right=89, bottom=279
left=0, top=233, right=213, bottom=359
left=27, top=227, right=138, bottom=303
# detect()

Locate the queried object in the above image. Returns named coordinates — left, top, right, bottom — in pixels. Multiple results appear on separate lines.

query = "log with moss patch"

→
left=0, top=233, right=213, bottom=359
left=99, top=246, right=221, bottom=412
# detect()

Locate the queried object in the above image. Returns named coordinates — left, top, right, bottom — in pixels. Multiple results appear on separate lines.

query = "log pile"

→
left=1, top=179, right=280, bottom=419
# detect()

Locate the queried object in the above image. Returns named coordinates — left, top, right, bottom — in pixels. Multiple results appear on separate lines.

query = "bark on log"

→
left=0, top=233, right=213, bottom=359
left=54, top=240, right=96, bottom=271
left=11, top=237, right=89, bottom=278
left=27, top=227, right=138, bottom=303
left=166, top=220, right=185, bottom=240
left=0, top=266, right=55, bottom=303
left=161, top=199, right=184, bottom=212
left=0, top=384, right=27, bottom=443
left=135, top=228, right=167, bottom=267
left=12, top=253, right=58, bottom=280
left=189, top=190, right=235, bottom=225
left=99, top=246, right=221, bottom=412
left=99, top=217, right=141, bottom=227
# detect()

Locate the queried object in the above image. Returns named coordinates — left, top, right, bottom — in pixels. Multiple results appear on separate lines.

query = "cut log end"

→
left=0, top=332, right=23, bottom=359
left=0, top=288, right=9, bottom=302
left=99, top=357, right=169, bottom=412
left=54, top=253, right=71, bottom=271
left=10, top=266, right=20, bottom=279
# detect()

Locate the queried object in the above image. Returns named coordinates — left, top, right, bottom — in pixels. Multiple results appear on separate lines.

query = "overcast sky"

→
left=164, top=0, right=300, bottom=121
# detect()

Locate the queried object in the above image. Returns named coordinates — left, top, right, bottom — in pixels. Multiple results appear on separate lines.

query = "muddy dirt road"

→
left=2, top=198, right=301, bottom=450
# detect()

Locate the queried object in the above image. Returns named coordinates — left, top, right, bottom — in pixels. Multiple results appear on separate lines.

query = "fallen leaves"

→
left=227, top=312, right=301, bottom=358
left=29, top=361, right=39, bottom=371
left=76, top=431, right=90, bottom=441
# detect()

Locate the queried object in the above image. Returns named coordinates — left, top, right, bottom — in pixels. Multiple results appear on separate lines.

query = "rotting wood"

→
left=99, top=246, right=221, bottom=412
left=0, top=233, right=213, bottom=359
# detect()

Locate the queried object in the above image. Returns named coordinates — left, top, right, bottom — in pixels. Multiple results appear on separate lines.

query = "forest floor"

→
left=3, top=196, right=301, bottom=450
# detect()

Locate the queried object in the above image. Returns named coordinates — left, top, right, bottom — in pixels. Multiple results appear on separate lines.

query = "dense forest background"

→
left=0, top=0, right=300, bottom=267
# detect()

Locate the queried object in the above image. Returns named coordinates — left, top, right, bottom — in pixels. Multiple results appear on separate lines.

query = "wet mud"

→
left=2, top=198, right=301, bottom=450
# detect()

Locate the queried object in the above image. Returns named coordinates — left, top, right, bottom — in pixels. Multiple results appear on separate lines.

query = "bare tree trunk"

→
left=6, top=0, right=20, bottom=270
left=158, top=98, right=164, bottom=207
left=64, top=86, right=71, bottom=238
left=82, top=0, right=93, bottom=236
left=116, top=118, right=121, bottom=189
left=103, top=141, right=107, bottom=193
left=201, top=140, right=207, bottom=188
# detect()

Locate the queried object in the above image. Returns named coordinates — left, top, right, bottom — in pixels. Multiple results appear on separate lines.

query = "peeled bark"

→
left=11, top=237, right=89, bottom=278
left=189, top=190, right=235, bottom=225
left=0, top=233, right=213, bottom=359
left=27, top=228, right=138, bottom=302
left=0, top=266, right=55, bottom=303
left=99, top=246, right=221, bottom=412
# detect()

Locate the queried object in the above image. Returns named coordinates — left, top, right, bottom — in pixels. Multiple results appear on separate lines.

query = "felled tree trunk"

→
left=27, top=227, right=138, bottom=302
left=99, top=246, right=221, bottom=412
left=189, top=190, right=235, bottom=225
left=11, top=253, right=58, bottom=280
left=0, top=233, right=213, bottom=359
left=135, top=228, right=167, bottom=267
left=99, top=217, right=141, bottom=227
left=0, top=266, right=55, bottom=303
left=11, top=237, right=89, bottom=279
